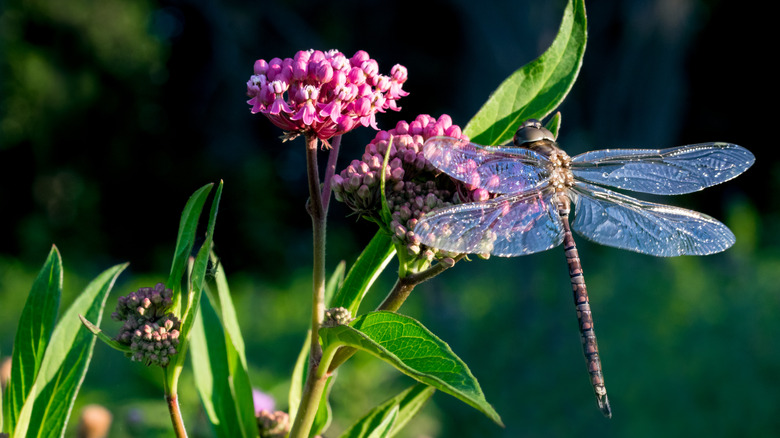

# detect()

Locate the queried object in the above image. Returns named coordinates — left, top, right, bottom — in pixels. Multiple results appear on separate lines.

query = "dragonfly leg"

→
left=558, top=196, right=612, bottom=418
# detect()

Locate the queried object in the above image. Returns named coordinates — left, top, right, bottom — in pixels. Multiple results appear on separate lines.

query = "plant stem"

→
left=304, top=132, right=326, bottom=362
left=289, top=132, right=329, bottom=438
left=163, top=371, right=188, bottom=438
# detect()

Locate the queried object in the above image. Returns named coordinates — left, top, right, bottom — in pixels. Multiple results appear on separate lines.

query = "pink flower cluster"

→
left=247, top=49, right=408, bottom=141
left=332, top=114, right=494, bottom=261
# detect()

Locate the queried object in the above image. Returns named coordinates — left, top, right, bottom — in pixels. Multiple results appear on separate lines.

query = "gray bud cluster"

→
left=323, top=307, right=354, bottom=327
left=112, top=283, right=181, bottom=367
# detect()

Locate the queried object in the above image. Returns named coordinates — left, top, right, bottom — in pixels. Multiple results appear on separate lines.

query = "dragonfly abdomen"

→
left=559, top=193, right=612, bottom=418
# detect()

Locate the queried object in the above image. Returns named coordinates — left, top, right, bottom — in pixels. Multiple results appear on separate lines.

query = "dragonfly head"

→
left=513, top=119, right=555, bottom=147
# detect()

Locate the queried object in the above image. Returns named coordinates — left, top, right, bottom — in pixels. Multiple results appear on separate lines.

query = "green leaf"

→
left=167, top=181, right=223, bottom=387
left=463, top=0, right=587, bottom=146
left=330, top=231, right=396, bottom=316
left=3, top=246, right=62, bottom=433
left=288, top=331, right=310, bottom=422
left=545, top=111, right=562, bottom=139
left=320, top=311, right=502, bottom=426
left=325, top=261, right=346, bottom=307
left=339, top=383, right=435, bottom=438
left=13, top=263, right=127, bottom=438
left=190, top=289, right=256, bottom=438
left=167, top=182, right=214, bottom=309
left=367, top=406, right=397, bottom=438
left=78, top=315, right=132, bottom=355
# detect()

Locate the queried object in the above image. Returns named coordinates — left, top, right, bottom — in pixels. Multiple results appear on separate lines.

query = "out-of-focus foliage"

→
left=1, top=0, right=778, bottom=437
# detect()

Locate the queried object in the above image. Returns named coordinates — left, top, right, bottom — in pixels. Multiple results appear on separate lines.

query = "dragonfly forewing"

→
left=570, top=182, right=736, bottom=256
left=423, top=136, right=550, bottom=194
left=414, top=188, right=564, bottom=256
left=571, top=143, right=755, bottom=195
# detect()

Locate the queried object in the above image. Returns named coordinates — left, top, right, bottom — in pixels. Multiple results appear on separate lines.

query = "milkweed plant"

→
left=3, top=1, right=627, bottom=436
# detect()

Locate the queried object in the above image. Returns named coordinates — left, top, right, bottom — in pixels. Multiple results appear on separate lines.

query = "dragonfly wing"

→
left=423, top=136, right=550, bottom=194
left=571, top=183, right=735, bottom=256
left=571, top=143, right=754, bottom=195
left=414, top=189, right=563, bottom=257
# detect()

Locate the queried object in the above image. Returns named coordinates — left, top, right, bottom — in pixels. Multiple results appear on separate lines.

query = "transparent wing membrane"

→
left=414, top=189, right=564, bottom=256
left=571, top=183, right=736, bottom=256
left=571, top=143, right=755, bottom=195
left=423, top=136, right=550, bottom=194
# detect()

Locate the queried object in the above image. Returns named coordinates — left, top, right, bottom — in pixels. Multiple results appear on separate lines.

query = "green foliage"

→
left=464, top=0, right=586, bottom=145
left=167, top=183, right=215, bottom=306
left=320, top=311, right=502, bottom=427
left=339, top=383, right=435, bottom=438
left=166, top=181, right=223, bottom=390
left=329, top=231, right=396, bottom=316
left=190, top=290, right=255, bottom=437
left=3, top=246, right=62, bottom=432
left=2, top=249, right=126, bottom=437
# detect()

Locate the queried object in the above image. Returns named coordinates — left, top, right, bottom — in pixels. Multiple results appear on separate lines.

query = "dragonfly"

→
left=413, top=119, right=754, bottom=418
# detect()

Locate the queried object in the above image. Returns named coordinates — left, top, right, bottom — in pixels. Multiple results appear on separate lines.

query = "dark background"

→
left=1, top=0, right=777, bottom=437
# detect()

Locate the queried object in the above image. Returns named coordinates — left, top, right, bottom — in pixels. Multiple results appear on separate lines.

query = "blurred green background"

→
left=1, top=0, right=777, bottom=436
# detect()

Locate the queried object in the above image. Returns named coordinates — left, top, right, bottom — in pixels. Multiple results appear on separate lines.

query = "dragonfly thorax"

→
left=548, top=149, right=574, bottom=189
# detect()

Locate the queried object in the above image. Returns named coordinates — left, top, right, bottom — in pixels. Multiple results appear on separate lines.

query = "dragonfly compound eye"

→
left=514, top=119, right=555, bottom=146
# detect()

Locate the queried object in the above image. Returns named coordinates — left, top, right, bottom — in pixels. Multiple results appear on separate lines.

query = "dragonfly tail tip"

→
left=598, top=395, right=612, bottom=419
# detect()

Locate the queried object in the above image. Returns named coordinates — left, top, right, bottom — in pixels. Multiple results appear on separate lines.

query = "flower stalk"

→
left=163, top=370, right=188, bottom=438
left=289, top=131, right=329, bottom=438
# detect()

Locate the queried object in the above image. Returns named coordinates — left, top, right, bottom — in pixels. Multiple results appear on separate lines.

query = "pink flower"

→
left=247, top=49, right=408, bottom=143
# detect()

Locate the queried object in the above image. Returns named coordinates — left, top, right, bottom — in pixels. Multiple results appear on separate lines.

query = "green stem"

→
left=289, top=132, right=329, bottom=438
left=305, top=133, right=326, bottom=362
left=163, top=369, right=188, bottom=438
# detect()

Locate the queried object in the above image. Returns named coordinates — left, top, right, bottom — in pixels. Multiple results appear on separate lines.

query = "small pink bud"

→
left=391, top=64, right=408, bottom=82
left=254, top=59, right=269, bottom=75
left=351, top=50, right=370, bottom=66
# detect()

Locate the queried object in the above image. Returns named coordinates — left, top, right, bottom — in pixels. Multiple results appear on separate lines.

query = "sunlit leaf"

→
left=545, top=111, right=562, bottom=139
left=167, top=182, right=214, bottom=311
left=3, top=246, right=62, bottom=433
left=13, top=263, right=127, bottom=438
left=190, top=291, right=256, bottom=438
left=320, top=312, right=502, bottom=426
left=463, top=0, right=586, bottom=146
left=167, top=181, right=223, bottom=386
left=339, top=383, right=435, bottom=438
left=330, top=231, right=395, bottom=316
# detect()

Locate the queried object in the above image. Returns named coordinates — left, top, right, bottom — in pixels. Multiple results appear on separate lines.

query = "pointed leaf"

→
left=339, top=383, right=435, bottom=438
left=3, top=246, right=62, bottom=433
left=13, top=263, right=127, bottom=438
left=464, top=0, right=587, bottom=146
left=168, top=181, right=223, bottom=384
left=320, top=311, right=502, bottom=426
left=545, top=111, right=562, bottom=139
left=167, top=183, right=214, bottom=298
left=78, top=315, right=132, bottom=354
left=330, top=231, right=395, bottom=316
